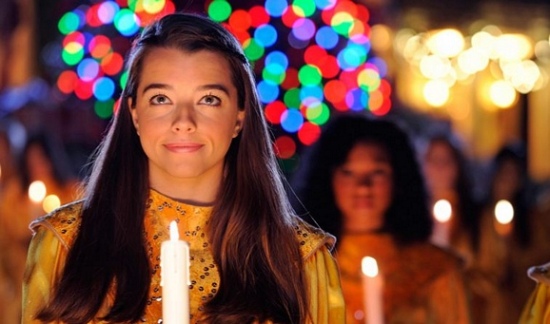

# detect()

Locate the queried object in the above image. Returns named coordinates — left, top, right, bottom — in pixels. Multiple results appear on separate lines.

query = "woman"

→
left=22, top=13, right=344, bottom=323
left=422, top=133, right=480, bottom=263
left=292, top=114, right=470, bottom=323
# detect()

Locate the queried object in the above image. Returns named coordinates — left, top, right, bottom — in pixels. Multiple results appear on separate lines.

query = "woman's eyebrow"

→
left=141, top=83, right=172, bottom=94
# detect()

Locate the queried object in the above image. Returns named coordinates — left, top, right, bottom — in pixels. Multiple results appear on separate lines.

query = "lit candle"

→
left=494, top=199, right=514, bottom=236
left=28, top=180, right=47, bottom=217
left=361, top=256, right=384, bottom=324
left=161, top=221, right=190, bottom=324
left=431, top=199, right=452, bottom=247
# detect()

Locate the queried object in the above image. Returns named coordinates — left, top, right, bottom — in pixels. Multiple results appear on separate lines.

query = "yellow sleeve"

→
left=22, top=225, right=67, bottom=324
left=519, top=284, right=550, bottom=324
left=304, top=245, right=346, bottom=324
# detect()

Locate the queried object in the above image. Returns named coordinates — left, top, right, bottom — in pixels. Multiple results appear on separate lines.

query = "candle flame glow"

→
left=494, top=200, right=514, bottom=224
left=362, top=256, right=379, bottom=278
left=28, top=181, right=47, bottom=203
left=433, top=199, right=452, bottom=222
left=170, top=221, right=179, bottom=241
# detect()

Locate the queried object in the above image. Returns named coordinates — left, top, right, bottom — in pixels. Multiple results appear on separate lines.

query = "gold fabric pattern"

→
left=22, top=190, right=345, bottom=323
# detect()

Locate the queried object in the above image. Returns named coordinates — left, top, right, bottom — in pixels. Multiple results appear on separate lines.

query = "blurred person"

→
left=0, top=122, right=25, bottom=323
left=292, top=114, right=470, bottom=323
left=482, top=144, right=550, bottom=323
left=2, top=130, right=80, bottom=323
left=422, top=133, right=481, bottom=265
left=22, top=13, right=345, bottom=323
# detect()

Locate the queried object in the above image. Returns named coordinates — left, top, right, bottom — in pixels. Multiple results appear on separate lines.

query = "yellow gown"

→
left=337, top=232, right=471, bottom=324
left=22, top=189, right=345, bottom=323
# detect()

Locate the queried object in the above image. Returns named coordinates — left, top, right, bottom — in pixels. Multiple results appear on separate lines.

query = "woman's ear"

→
left=233, top=110, right=245, bottom=138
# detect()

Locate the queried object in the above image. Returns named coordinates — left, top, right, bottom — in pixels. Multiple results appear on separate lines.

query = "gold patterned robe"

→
left=22, top=190, right=345, bottom=323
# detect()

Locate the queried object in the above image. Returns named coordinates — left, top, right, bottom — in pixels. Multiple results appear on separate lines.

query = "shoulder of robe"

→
left=404, top=242, right=464, bottom=277
left=293, top=217, right=336, bottom=261
left=29, top=200, right=84, bottom=250
left=528, top=261, right=550, bottom=285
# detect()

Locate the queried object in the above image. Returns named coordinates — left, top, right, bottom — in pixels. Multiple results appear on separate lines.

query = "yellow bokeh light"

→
left=489, top=80, right=516, bottom=108
left=142, top=0, right=166, bottom=14
left=371, top=24, right=393, bottom=52
left=42, top=194, right=61, bottom=213
left=458, top=48, right=489, bottom=74
left=427, top=29, right=464, bottom=58
left=419, top=54, right=451, bottom=79
left=494, top=34, right=532, bottom=61
left=423, top=80, right=449, bottom=107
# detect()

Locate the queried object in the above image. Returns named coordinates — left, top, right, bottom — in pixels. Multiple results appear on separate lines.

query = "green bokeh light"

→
left=243, top=39, right=265, bottom=61
left=298, top=65, right=322, bottom=86
left=292, top=0, right=316, bottom=17
left=94, top=99, right=115, bottom=119
left=331, top=12, right=354, bottom=37
left=284, top=88, right=301, bottom=109
left=306, top=102, right=330, bottom=125
left=119, top=70, right=128, bottom=89
left=208, top=0, right=232, bottom=22
left=58, top=12, right=80, bottom=35
left=62, top=44, right=84, bottom=66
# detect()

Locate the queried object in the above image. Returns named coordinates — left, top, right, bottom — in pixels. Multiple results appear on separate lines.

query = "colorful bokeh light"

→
left=54, top=0, right=176, bottom=118
left=207, top=0, right=391, bottom=160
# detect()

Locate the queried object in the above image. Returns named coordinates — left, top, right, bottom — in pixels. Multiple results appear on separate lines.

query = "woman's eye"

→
left=199, top=95, right=221, bottom=106
left=150, top=94, right=171, bottom=105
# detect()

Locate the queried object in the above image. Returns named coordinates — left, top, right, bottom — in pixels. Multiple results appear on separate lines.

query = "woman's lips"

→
left=164, top=142, right=203, bottom=153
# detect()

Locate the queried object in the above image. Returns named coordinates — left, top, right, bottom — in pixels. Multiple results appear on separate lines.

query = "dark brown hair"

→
left=38, top=13, right=307, bottom=323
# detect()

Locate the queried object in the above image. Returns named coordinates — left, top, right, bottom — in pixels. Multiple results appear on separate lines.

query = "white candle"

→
left=161, top=221, right=190, bottom=324
left=431, top=199, right=452, bottom=247
left=361, top=256, right=384, bottom=324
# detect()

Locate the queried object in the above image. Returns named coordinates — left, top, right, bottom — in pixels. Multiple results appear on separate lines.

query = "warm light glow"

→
left=419, top=55, right=451, bottom=79
left=42, top=195, right=61, bottom=213
left=362, top=256, right=379, bottom=278
left=170, top=220, right=179, bottom=241
left=494, top=200, right=514, bottom=224
left=28, top=181, right=47, bottom=203
left=371, top=24, right=393, bottom=52
left=457, top=48, right=489, bottom=74
left=489, top=80, right=516, bottom=108
left=472, top=31, right=497, bottom=59
left=423, top=80, right=449, bottom=107
left=494, top=34, right=532, bottom=61
left=500, top=60, right=541, bottom=94
left=427, top=29, right=464, bottom=58
left=433, top=199, right=452, bottom=222
left=402, top=34, right=429, bottom=63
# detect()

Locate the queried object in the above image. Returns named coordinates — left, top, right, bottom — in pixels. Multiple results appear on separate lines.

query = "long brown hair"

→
left=38, top=13, right=308, bottom=323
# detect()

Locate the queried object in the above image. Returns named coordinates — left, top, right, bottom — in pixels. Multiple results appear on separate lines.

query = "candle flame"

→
left=28, top=181, right=47, bottom=203
left=494, top=200, right=514, bottom=224
left=362, top=256, right=379, bottom=278
left=433, top=199, right=452, bottom=222
left=169, top=221, right=179, bottom=241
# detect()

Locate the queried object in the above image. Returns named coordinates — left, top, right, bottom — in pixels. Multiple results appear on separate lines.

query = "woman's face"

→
left=130, top=48, right=245, bottom=195
left=423, top=141, right=458, bottom=195
left=332, top=142, right=393, bottom=232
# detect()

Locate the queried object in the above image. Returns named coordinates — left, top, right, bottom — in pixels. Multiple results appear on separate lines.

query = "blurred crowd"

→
left=290, top=113, right=550, bottom=323
left=2, top=0, right=550, bottom=323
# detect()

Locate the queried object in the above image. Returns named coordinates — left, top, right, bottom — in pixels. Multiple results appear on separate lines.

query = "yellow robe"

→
left=22, top=190, right=345, bottom=323
left=519, top=261, right=550, bottom=323
left=337, top=232, right=471, bottom=323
